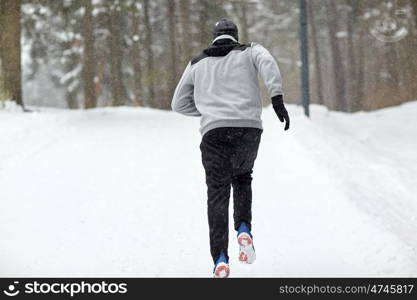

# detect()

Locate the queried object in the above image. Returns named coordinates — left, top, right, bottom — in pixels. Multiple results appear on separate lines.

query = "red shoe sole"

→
left=239, top=252, right=248, bottom=262
left=238, top=233, right=256, bottom=264
left=238, top=235, right=252, bottom=247
left=214, top=264, right=230, bottom=278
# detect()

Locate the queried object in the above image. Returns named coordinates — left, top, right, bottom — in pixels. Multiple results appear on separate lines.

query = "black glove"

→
left=272, top=95, right=290, bottom=131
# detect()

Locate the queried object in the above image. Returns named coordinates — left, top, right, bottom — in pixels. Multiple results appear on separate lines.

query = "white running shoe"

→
left=213, top=262, right=230, bottom=278
left=237, top=232, right=256, bottom=264
left=213, top=253, right=230, bottom=278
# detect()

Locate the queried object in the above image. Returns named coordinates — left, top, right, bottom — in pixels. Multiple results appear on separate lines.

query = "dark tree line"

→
left=308, top=0, right=417, bottom=111
left=1, top=0, right=416, bottom=112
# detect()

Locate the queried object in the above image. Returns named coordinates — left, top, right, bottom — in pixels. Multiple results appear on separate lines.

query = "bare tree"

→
left=108, top=3, right=127, bottom=106
left=408, top=0, right=417, bottom=99
left=179, top=0, right=193, bottom=63
left=326, top=0, right=347, bottom=111
left=232, top=2, right=249, bottom=43
left=167, top=0, right=178, bottom=107
left=346, top=0, right=358, bottom=111
left=0, top=0, right=23, bottom=106
left=82, top=0, right=97, bottom=109
left=352, top=2, right=365, bottom=112
left=142, top=0, right=155, bottom=105
left=198, top=0, right=210, bottom=48
left=412, top=0, right=417, bottom=30
left=131, top=1, right=143, bottom=106
left=308, top=1, right=324, bottom=105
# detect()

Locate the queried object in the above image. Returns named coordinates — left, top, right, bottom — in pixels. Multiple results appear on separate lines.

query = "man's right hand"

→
left=272, top=95, right=290, bottom=131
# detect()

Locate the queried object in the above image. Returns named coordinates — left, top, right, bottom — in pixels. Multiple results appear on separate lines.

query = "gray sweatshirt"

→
left=171, top=35, right=283, bottom=136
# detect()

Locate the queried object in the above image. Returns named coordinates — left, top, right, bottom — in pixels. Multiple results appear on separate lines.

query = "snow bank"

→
left=0, top=100, right=24, bottom=112
left=0, top=102, right=416, bottom=277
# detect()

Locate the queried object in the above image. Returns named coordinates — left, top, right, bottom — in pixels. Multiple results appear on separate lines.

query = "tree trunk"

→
left=386, top=43, right=399, bottom=92
left=350, top=0, right=366, bottom=111
left=353, top=24, right=365, bottom=111
left=82, top=0, right=96, bottom=109
left=66, top=89, right=78, bottom=109
left=198, top=0, right=210, bottom=47
left=109, top=4, right=127, bottom=106
left=307, top=1, right=324, bottom=105
left=166, top=0, right=178, bottom=109
left=142, top=0, right=155, bottom=106
left=0, top=0, right=23, bottom=107
left=408, top=1, right=417, bottom=100
left=326, top=0, right=347, bottom=111
left=131, top=3, right=143, bottom=106
left=346, top=0, right=358, bottom=112
left=412, top=0, right=417, bottom=31
left=233, top=2, right=249, bottom=43
left=179, top=0, right=192, bottom=63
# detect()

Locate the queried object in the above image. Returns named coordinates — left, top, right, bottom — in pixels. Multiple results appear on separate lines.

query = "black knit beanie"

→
left=212, top=18, right=239, bottom=41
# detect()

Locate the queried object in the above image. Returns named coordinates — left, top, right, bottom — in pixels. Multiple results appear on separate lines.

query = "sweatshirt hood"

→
left=203, top=35, right=240, bottom=57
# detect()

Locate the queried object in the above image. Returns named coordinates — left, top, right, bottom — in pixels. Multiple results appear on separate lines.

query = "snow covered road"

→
left=1, top=103, right=416, bottom=277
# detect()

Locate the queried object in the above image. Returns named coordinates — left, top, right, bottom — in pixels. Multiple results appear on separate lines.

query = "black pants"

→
left=200, top=127, right=262, bottom=263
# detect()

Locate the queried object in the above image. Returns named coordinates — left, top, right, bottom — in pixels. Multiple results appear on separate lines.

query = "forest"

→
left=1, top=0, right=416, bottom=112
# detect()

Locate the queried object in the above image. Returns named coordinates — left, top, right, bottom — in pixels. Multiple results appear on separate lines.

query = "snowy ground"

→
left=1, top=102, right=417, bottom=277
